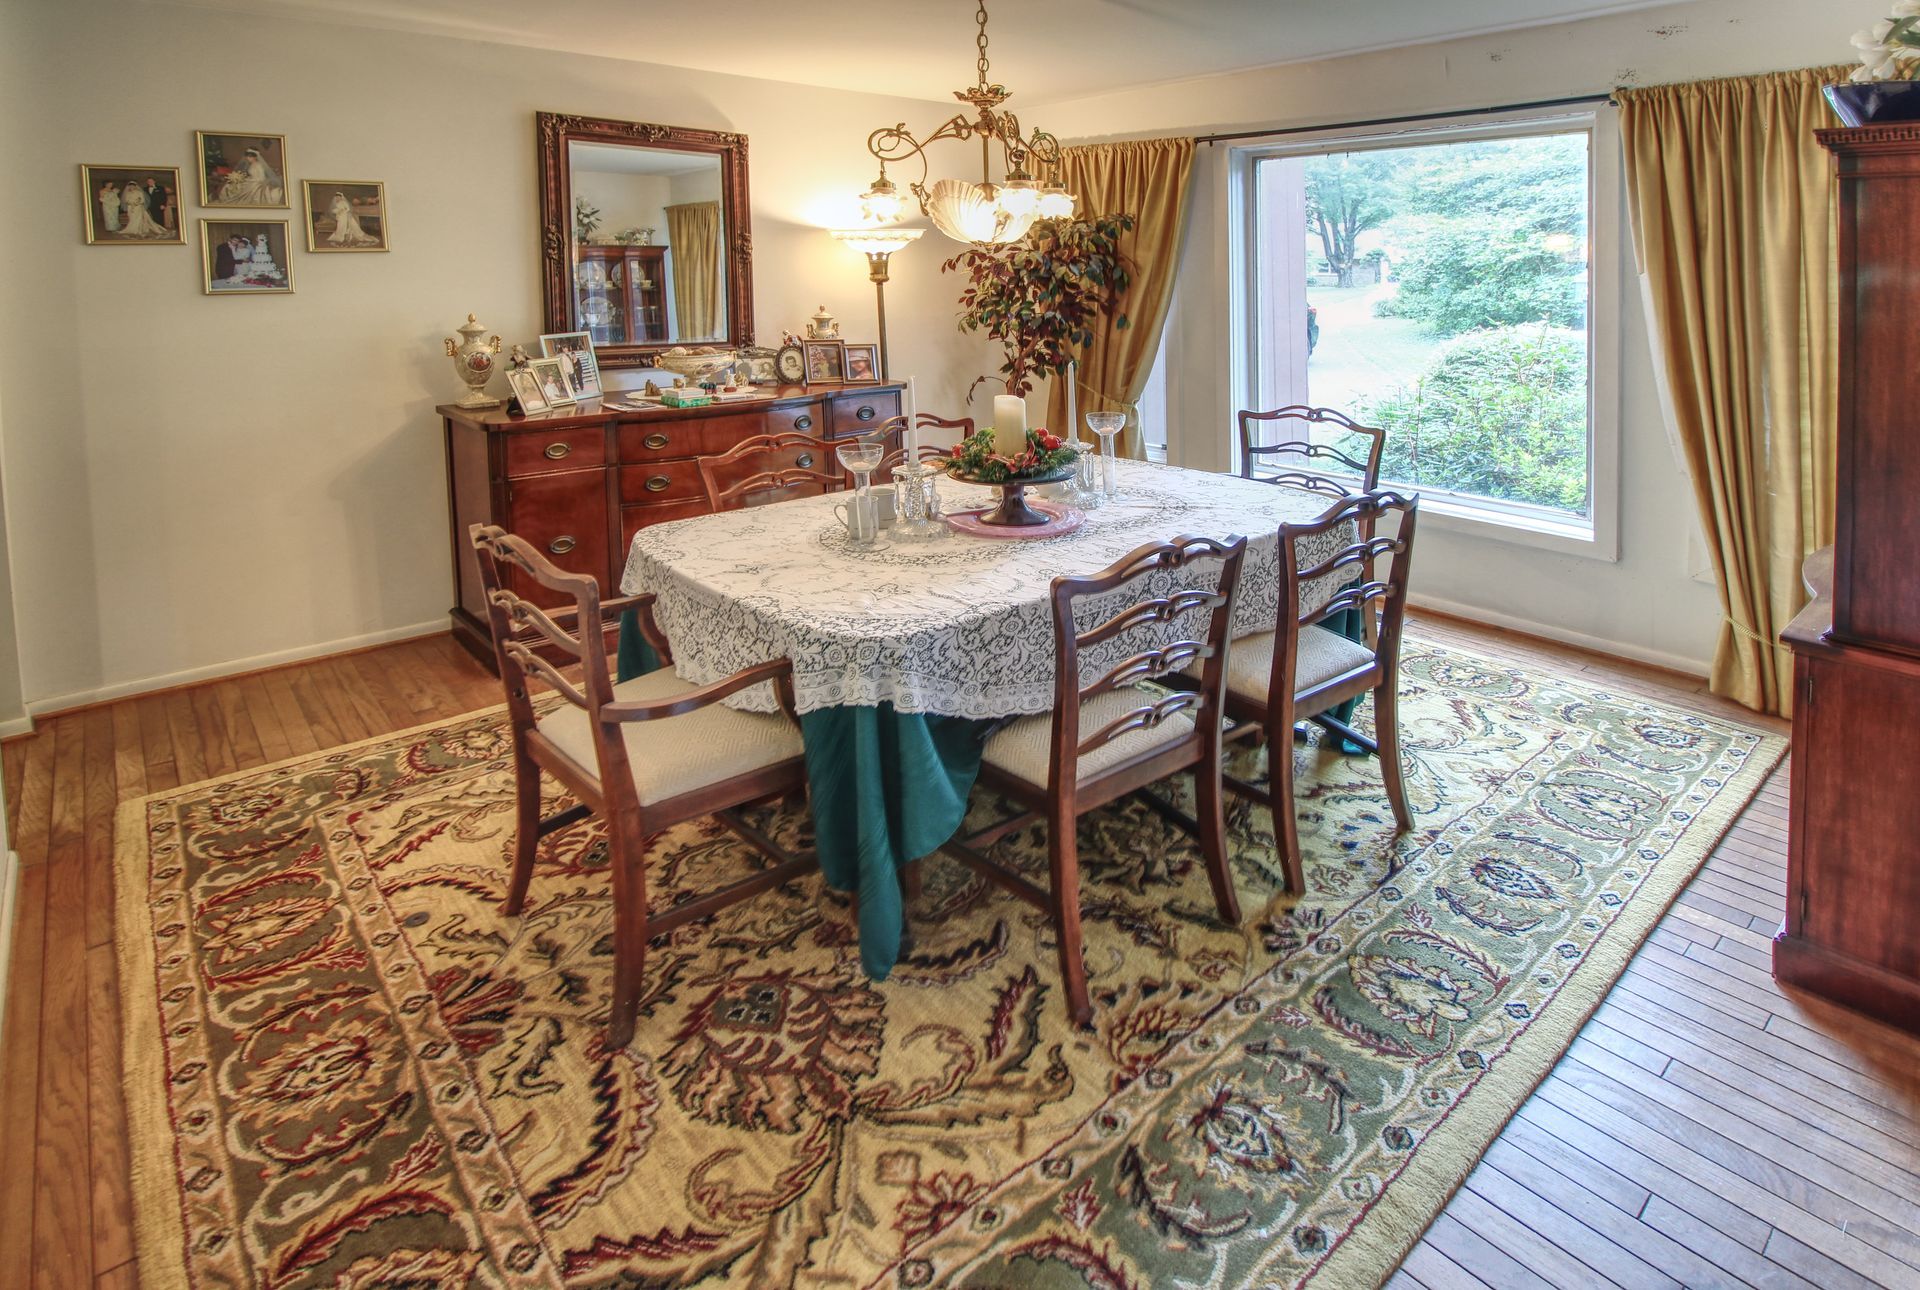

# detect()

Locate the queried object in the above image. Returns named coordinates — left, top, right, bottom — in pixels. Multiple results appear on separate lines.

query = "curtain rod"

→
left=1197, top=92, right=1613, bottom=146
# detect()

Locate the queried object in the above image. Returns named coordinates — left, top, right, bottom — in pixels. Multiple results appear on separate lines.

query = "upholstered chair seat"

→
left=982, top=686, right=1198, bottom=786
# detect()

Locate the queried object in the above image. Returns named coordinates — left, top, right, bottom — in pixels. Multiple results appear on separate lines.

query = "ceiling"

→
left=157, top=0, right=1694, bottom=105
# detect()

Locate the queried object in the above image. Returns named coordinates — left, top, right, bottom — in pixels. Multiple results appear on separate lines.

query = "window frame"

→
left=1229, top=107, right=1621, bottom=562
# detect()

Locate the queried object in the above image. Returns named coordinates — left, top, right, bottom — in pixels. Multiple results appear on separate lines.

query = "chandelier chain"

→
left=976, top=0, right=990, bottom=89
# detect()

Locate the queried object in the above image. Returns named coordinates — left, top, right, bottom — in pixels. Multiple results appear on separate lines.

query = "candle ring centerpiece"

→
left=943, top=426, right=1080, bottom=526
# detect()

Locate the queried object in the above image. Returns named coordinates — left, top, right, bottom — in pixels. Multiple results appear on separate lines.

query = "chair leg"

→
left=604, top=807, right=651, bottom=1049
left=901, top=858, right=925, bottom=904
left=1375, top=679, right=1413, bottom=834
left=505, top=744, right=540, bottom=916
left=1048, top=803, right=1093, bottom=1029
left=1271, top=721, right=1306, bottom=896
left=1194, top=755, right=1241, bottom=925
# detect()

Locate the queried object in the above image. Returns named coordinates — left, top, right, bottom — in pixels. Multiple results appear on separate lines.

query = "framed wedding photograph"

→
left=197, top=130, right=288, bottom=208
left=842, top=343, right=880, bottom=383
left=79, top=165, right=184, bottom=245
left=302, top=180, right=388, bottom=251
left=527, top=356, right=577, bottom=407
left=538, top=330, right=602, bottom=399
left=507, top=367, right=550, bottom=415
left=200, top=220, right=295, bottom=295
left=802, top=339, right=846, bottom=385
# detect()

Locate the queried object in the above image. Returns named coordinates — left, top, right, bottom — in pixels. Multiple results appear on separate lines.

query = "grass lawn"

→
left=1306, top=282, right=1445, bottom=413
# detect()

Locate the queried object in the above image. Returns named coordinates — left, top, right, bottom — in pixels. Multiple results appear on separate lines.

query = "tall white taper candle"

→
left=905, top=375, right=919, bottom=462
left=1066, top=360, right=1078, bottom=443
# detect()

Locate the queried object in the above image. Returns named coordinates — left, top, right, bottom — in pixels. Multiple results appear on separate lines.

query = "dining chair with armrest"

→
left=1208, top=490, right=1419, bottom=894
left=697, top=431, right=848, bottom=511
left=470, top=524, right=815, bottom=1047
left=938, top=534, right=1248, bottom=1027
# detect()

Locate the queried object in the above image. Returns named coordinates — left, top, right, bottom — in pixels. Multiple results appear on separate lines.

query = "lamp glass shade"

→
left=1037, top=186, right=1075, bottom=218
left=832, top=228, right=926, bottom=256
left=995, top=177, right=1039, bottom=216
left=925, top=178, right=1035, bottom=244
left=860, top=182, right=904, bottom=224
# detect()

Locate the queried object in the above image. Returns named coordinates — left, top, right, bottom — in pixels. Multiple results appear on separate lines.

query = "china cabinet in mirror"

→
left=537, top=112, right=753, bottom=368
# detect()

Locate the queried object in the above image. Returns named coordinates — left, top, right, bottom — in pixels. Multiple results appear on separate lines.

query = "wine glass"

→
left=835, top=439, right=886, bottom=546
left=1086, top=412, right=1127, bottom=499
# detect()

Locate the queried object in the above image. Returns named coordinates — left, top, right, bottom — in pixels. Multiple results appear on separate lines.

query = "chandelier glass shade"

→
left=856, top=1, right=1074, bottom=245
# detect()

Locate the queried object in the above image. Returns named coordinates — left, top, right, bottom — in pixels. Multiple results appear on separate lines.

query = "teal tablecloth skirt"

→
left=616, top=610, right=987, bottom=981
left=614, top=605, right=1367, bottom=980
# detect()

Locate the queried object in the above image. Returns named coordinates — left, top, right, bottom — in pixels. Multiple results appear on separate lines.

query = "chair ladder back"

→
left=1237, top=405, right=1386, bottom=493
left=1277, top=491, right=1419, bottom=674
left=1048, top=534, right=1248, bottom=784
left=468, top=523, right=624, bottom=729
left=876, top=414, right=975, bottom=475
left=697, top=432, right=846, bottom=511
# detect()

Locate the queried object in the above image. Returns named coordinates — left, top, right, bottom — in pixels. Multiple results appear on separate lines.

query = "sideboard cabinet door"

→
left=504, top=470, right=609, bottom=609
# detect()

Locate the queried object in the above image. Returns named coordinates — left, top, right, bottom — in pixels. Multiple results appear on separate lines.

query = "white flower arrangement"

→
left=1852, top=1, right=1920, bottom=81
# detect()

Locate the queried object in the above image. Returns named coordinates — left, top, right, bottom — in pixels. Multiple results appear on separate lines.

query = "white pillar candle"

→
left=905, top=375, right=919, bottom=461
left=993, top=394, right=1028, bottom=458
left=1065, top=360, right=1078, bottom=443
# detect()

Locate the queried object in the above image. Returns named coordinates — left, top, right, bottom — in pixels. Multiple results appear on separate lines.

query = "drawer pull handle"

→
left=645, top=474, right=671, bottom=492
left=796, top=453, right=815, bottom=469
left=643, top=432, right=671, bottom=450
left=794, top=415, right=814, bottom=431
left=548, top=535, right=577, bottom=555
left=855, top=406, right=877, bottom=421
left=543, top=441, right=572, bottom=459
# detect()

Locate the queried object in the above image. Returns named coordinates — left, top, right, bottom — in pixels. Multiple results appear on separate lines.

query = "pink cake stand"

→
left=945, top=499, right=1086, bottom=539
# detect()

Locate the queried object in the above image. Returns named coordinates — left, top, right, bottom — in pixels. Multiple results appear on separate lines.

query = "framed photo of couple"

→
left=200, top=220, right=295, bottom=295
left=538, top=331, right=603, bottom=399
left=510, top=357, right=577, bottom=414
left=80, top=165, right=184, bottom=245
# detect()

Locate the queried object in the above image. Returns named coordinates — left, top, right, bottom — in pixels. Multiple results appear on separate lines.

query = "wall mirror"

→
left=537, top=112, right=753, bottom=370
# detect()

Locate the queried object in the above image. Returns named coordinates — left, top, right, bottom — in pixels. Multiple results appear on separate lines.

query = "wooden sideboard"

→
left=440, top=381, right=902, bottom=664
left=1774, top=127, right=1920, bottom=1033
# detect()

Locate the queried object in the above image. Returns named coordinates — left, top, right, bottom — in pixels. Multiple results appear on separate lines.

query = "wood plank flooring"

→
left=3, top=617, right=1917, bottom=1289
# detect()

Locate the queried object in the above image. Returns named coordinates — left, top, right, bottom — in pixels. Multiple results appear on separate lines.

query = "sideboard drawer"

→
left=504, top=471, right=609, bottom=608
left=828, top=391, right=901, bottom=438
left=764, top=401, right=828, bottom=437
left=618, top=460, right=710, bottom=507
left=618, top=413, right=765, bottom=462
left=504, top=426, right=607, bottom=477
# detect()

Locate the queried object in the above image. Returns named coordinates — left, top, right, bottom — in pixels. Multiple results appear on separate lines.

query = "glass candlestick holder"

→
left=1086, top=412, right=1126, bottom=500
left=1067, top=437, right=1101, bottom=509
left=891, top=461, right=947, bottom=542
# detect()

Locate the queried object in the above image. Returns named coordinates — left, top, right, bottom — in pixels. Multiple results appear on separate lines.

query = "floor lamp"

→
left=831, top=228, right=924, bottom=380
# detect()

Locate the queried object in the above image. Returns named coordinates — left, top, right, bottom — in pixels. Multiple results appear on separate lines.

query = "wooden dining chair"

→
left=1211, top=490, right=1419, bottom=894
left=938, top=534, right=1248, bottom=1027
left=469, top=524, right=814, bottom=1047
left=697, top=431, right=847, bottom=511
left=1237, top=405, right=1385, bottom=498
left=877, top=412, right=975, bottom=474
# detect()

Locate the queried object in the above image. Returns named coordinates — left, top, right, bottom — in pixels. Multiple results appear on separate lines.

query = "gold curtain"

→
left=1616, top=67, right=1843, bottom=715
left=664, top=201, right=721, bottom=339
left=1041, top=137, right=1195, bottom=459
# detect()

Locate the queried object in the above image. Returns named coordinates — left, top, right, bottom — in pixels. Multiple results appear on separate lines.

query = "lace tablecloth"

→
left=620, top=459, right=1351, bottom=719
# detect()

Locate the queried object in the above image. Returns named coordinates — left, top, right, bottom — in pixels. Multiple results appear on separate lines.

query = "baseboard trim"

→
left=0, top=848, right=19, bottom=1044
left=0, top=715, right=32, bottom=739
left=1409, top=594, right=1710, bottom=680
left=25, top=620, right=448, bottom=720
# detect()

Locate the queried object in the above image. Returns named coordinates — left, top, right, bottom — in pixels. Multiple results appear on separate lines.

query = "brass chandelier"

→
left=858, top=0, right=1075, bottom=244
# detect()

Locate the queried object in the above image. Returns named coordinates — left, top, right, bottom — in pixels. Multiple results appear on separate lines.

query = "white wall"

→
left=1040, top=0, right=1870, bottom=675
left=0, top=0, right=991, bottom=712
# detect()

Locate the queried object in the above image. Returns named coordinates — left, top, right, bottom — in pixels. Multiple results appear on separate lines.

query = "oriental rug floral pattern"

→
left=117, top=641, right=1782, bottom=1289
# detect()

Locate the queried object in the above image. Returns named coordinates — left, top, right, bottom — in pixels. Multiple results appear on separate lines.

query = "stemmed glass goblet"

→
left=834, top=439, right=886, bottom=547
left=1085, top=412, right=1127, bottom=500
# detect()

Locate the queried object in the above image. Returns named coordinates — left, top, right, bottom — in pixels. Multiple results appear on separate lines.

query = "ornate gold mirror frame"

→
left=536, top=112, right=754, bottom=370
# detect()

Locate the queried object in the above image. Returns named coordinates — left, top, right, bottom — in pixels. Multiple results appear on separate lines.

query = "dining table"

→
left=615, top=458, right=1358, bottom=980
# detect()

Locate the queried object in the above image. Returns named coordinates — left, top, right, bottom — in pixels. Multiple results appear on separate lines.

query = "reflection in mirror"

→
left=567, top=142, right=726, bottom=347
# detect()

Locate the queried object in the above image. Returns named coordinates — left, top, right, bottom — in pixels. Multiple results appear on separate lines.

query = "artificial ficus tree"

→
left=945, top=213, right=1136, bottom=397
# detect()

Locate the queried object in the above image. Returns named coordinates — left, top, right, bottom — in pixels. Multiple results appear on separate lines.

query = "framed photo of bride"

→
left=302, top=180, right=389, bottom=252
left=196, top=131, right=289, bottom=208
left=200, top=220, right=295, bottom=295
left=79, top=165, right=185, bottom=245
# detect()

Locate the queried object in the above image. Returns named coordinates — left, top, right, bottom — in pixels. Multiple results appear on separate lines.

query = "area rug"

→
left=116, top=638, right=1783, bottom=1289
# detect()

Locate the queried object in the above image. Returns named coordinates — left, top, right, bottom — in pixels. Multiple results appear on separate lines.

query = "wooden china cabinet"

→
left=574, top=245, right=669, bottom=345
left=439, top=382, right=903, bottom=665
left=1774, top=125, right=1920, bottom=1033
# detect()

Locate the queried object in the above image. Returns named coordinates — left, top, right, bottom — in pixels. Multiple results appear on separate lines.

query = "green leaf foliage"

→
left=1342, top=324, right=1590, bottom=514
left=945, top=213, right=1136, bottom=397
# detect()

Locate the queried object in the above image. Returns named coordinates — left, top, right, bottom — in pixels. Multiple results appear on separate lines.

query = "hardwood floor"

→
left=3, top=618, right=1917, bottom=1289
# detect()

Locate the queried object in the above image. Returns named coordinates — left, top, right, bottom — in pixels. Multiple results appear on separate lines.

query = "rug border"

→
left=1307, top=722, right=1788, bottom=1287
left=114, top=701, right=513, bottom=1289
left=109, top=644, right=1787, bottom=1289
